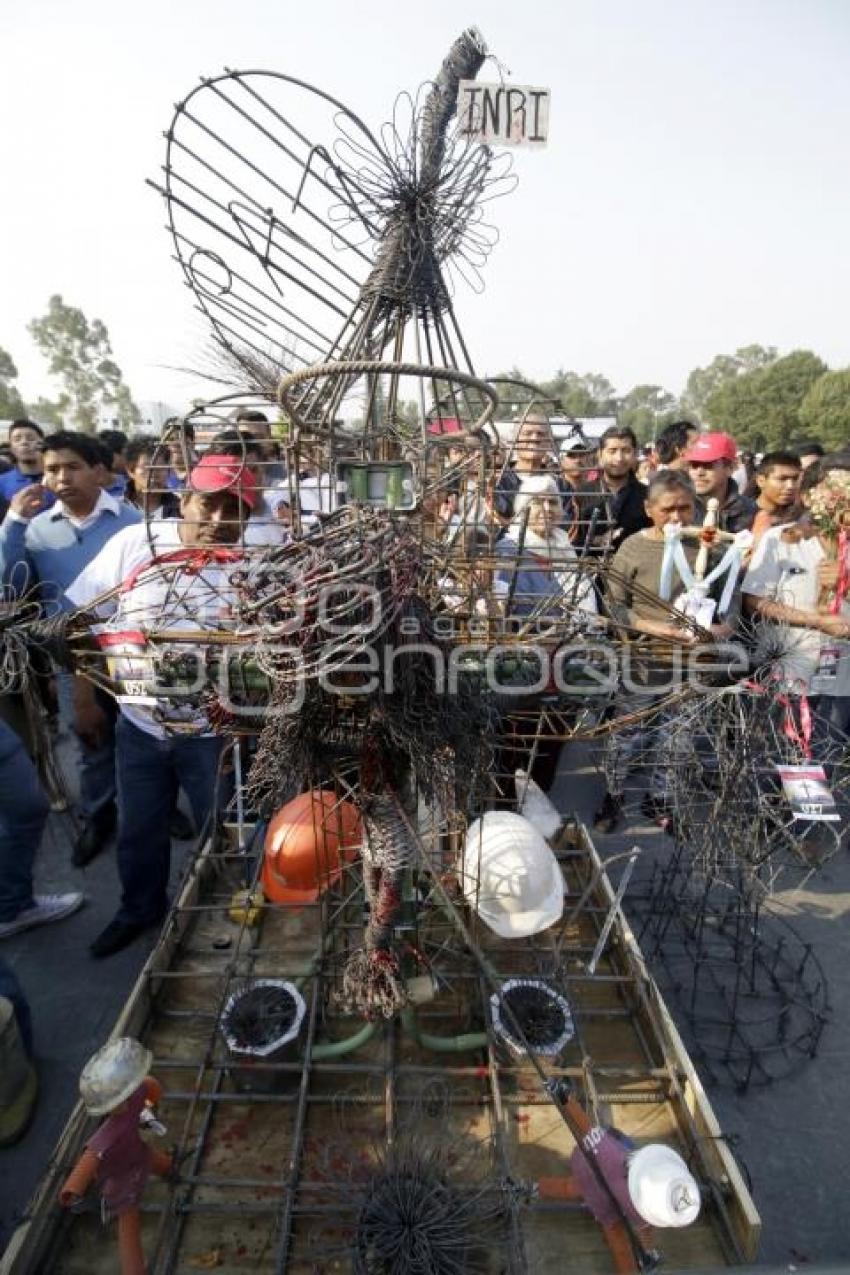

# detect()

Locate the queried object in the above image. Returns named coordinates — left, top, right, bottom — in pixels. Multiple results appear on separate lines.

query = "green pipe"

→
left=290, top=945, right=378, bottom=1058
left=401, top=1008, right=488, bottom=1053
left=312, top=1021, right=378, bottom=1059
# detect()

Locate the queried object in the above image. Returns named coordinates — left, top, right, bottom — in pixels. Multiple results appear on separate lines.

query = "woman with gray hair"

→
left=496, top=474, right=596, bottom=625
left=493, top=473, right=598, bottom=804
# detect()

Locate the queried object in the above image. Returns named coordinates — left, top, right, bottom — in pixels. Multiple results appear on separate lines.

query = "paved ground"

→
left=1, top=735, right=849, bottom=1268
left=0, top=730, right=192, bottom=1254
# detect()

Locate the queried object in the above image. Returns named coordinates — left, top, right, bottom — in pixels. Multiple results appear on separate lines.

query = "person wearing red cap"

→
left=65, top=454, right=258, bottom=958
left=683, top=432, right=756, bottom=534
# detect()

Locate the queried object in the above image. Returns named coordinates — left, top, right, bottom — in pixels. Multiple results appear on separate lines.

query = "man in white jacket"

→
left=66, top=454, right=258, bottom=958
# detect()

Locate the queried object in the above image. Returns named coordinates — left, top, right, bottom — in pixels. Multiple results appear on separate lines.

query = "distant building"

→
left=551, top=416, right=617, bottom=445
left=494, top=416, right=618, bottom=447
left=96, top=401, right=180, bottom=435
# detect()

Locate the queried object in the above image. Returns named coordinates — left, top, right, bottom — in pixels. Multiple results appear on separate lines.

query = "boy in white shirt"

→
left=743, top=455, right=850, bottom=734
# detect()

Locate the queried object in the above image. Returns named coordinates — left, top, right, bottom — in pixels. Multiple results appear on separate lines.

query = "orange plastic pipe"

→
left=58, top=1147, right=98, bottom=1207
left=117, top=1208, right=146, bottom=1275
left=537, top=1175, right=582, bottom=1201
left=601, top=1221, right=640, bottom=1274
left=601, top=1221, right=654, bottom=1274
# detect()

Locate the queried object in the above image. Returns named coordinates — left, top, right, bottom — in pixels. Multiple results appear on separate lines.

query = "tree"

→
left=799, top=369, right=850, bottom=450
left=618, top=384, right=679, bottom=443
left=735, top=344, right=780, bottom=373
left=27, top=397, right=64, bottom=427
left=682, top=345, right=778, bottom=419
left=540, top=370, right=617, bottom=417
left=28, top=295, right=141, bottom=433
left=0, top=346, right=26, bottom=419
left=705, top=350, right=828, bottom=450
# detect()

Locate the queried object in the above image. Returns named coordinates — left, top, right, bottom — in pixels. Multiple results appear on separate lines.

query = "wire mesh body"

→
left=633, top=859, right=831, bottom=1091
left=599, top=679, right=850, bottom=884
left=603, top=681, right=846, bottom=1091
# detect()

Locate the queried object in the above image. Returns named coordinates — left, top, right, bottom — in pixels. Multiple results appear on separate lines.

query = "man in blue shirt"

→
left=98, top=429, right=129, bottom=499
left=0, top=431, right=141, bottom=867
left=0, top=718, right=84, bottom=942
left=163, top=420, right=197, bottom=492
left=0, top=420, right=55, bottom=520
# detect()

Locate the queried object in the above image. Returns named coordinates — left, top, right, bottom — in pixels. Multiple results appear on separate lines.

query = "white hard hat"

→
left=462, top=812, right=564, bottom=938
left=627, top=1144, right=701, bottom=1229
left=79, top=1037, right=153, bottom=1116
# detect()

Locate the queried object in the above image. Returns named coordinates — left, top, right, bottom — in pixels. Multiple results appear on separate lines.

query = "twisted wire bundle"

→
left=327, top=28, right=516, bottom=305
left=339, top=791, right=416, bottom=1021
left=0, top=602, right=77, bottom=695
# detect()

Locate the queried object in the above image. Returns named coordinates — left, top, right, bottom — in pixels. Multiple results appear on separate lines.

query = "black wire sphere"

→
left=491, top=978, right=575, bottom=1057
left=353, top=1144, right=501, bottom=1274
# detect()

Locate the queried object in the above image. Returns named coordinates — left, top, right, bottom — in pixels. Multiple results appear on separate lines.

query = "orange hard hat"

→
left=261, top=790, right=361, bottom=905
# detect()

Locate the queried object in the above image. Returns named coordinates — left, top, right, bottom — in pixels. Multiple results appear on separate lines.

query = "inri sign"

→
left=457, top=81, right=550, bottom=147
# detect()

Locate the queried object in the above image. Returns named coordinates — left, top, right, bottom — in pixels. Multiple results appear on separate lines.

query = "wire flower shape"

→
left=324, top=82, right=517, bottom=299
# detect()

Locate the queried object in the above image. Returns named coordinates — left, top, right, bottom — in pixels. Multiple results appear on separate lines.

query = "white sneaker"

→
left=0, top=893, right=85, bottom=940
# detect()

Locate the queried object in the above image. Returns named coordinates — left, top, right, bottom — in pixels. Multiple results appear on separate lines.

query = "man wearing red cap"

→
left=65, top=455, right=258, bottom=957
left=683, top=432, right=756, bottom=534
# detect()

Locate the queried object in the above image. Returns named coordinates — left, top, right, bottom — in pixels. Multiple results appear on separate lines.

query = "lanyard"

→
left=659, top=525, right=752, bottom=618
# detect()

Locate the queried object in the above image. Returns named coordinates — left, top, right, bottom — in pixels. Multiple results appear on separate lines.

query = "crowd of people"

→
left=0, top=412, right=290, bottom=961
left=0, top=406, right=848, bottom=1140
left=434, top=414, right=850, bottom=825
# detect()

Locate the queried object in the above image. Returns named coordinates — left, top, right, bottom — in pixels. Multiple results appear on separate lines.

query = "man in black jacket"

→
left=684, top=432, right=756, bottom=533
left=571, top=425, right=650, bottom=554
left=493, top=413, right=574, bottom=528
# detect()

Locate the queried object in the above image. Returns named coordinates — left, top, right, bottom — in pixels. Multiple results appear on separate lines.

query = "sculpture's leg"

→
left=601, top=1220, right=655, bottom=1274
left=117, top=1207, right=146, bottom=1275
left=149, top=1147, right=173, bottom=1178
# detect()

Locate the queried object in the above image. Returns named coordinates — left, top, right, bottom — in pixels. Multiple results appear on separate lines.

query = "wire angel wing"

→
left=148, top=30, right=516, bottom=396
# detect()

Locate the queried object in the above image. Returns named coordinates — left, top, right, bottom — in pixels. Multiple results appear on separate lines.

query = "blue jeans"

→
left=0, top=719, right=49, bottom=922
left=114, top=716, right=225, bottom=925
left=56, top=673, right=116, bottom=818
left=818, top=695, right=850, bottom=739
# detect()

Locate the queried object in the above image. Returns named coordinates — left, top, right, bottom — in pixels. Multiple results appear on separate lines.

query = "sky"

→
left=2, top=0, right=849, bottom=414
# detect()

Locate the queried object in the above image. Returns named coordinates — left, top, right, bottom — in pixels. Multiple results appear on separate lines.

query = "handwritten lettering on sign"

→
left=457, top=81, right=550, bottom=147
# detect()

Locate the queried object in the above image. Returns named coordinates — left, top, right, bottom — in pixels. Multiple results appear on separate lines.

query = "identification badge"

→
left=817, top=644, right=839, bottom=681
left=776, top=764, right=840, bottom=822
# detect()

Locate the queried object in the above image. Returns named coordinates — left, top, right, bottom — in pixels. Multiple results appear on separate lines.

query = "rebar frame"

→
left=12, top=817, right=759, bottom=1274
